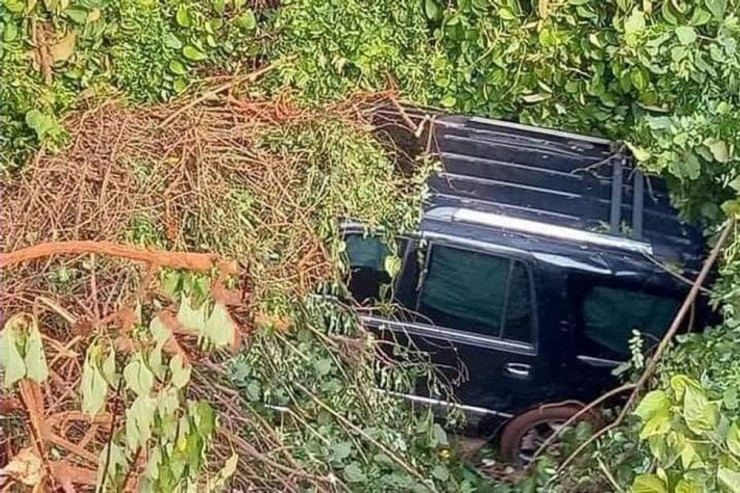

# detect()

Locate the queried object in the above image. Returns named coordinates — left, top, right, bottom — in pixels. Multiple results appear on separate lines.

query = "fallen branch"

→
left=0, top=240, right=237, bottom=274
left=555, top=219, right=734, bottom=474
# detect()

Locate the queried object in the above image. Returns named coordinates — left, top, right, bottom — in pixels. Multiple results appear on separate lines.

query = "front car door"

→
left=343, top=229, right=542, bottom=428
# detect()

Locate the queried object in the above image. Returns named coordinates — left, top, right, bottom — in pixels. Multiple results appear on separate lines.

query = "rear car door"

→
left=344, top=231, right=541, bottom=419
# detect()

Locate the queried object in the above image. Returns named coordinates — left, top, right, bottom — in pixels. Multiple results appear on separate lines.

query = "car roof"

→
left=416, top=112, right=704, bottom=270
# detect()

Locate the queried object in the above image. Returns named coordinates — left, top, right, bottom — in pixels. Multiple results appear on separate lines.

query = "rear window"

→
left=343, top=234, right=405, bottom=304
left=575, top=283, right=680, bottom=360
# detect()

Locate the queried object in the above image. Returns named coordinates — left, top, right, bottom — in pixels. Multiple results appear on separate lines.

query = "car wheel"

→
left=499, top=405, right=595, bottom=464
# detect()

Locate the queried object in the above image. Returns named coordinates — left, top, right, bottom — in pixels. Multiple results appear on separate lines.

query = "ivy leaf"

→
left=718, top=467, right=740, bottom=493
left=728, top=422, right=740, bottom=456
left=202, top=303, right=237, bottom=348
left=684, top=384, right=718, bottom=434
left=123, top=355, right=154, bottom=396
left=81, top=355, right=108, bottom=416
left=705, top=0, right=727, bottom=18
left=0, top=323, right=26, bottom=388
left=675, top=26, right=697, bottom=45
left=24, top=322, right=48, bottom=383
left=635, top=390, right=670, bottom=421
left=632, top=474, right=667, bottom=493
left=169, top=354, right=191, bottom=389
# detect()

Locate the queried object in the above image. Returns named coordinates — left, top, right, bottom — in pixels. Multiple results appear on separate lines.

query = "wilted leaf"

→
left=24, top=322, right=47, bottom=383
left=1, top=315, right=29, bottom=388
left=1, top=448, right=44, bottom=486
left=126, top=395, right=155, bottom=451
left=123, top=355, right=154, bottom=396
left=81, top=351, right=108, bottom=416
left=177, top=295, right=206, bottom=333
left=169, top=354, right=191, bottom=389
left=202, top=303, right=237, bottom=348
left=50, top=32, right=76, bottom=62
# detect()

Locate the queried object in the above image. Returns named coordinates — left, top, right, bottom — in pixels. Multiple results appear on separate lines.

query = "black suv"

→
left=341, top=112, right=708, bottom=462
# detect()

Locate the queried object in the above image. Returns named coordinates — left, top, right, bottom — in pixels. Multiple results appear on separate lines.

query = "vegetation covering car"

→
left=342, top=110, right=711, bottom=463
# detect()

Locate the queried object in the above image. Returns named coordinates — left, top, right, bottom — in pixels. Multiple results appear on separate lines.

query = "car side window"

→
left=343, top=233, right=406, bottom=304
left=416, top=244, right=534, bottom=344
left=570, top=279, right=681, bottom=360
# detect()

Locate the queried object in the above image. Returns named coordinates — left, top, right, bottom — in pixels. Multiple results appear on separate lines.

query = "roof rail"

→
left=426, top=207, right=654, bottom=255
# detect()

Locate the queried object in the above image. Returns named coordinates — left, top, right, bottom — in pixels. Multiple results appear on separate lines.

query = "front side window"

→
left=574, top=283, right=680, bottom=360
left=416, top=245, right=534, bottom=344
left=344, top=234, right=404, bottom=304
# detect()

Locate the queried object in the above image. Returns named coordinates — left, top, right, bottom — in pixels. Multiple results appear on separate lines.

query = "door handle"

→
left=504, top=362, right=531, bottom=380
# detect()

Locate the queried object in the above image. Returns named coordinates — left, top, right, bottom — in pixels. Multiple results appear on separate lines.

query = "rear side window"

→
left=574, top=283, right=680, bottom=360
left=416, top=245, right=534, bottom=344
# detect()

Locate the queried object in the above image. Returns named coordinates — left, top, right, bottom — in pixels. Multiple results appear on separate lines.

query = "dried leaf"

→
left=1, top=448, right=44, bottom=486
left=50, top=32, right=76, bottom=62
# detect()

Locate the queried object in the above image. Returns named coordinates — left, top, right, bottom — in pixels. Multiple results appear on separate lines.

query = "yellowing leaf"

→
left=50, top=32, right=76, bottom=62
left=639, top=410, right=671, bottom=439
left=728, top=422, right=740, bottom=456
left=202, top=303, right=237, bottom=348
left=675, top=479, right=702, bottom=493
left=683, top=384, right=718, bottom=434
left=632, top=474, right=667, bottom=493
left=635, top=390, right=669, bottom=421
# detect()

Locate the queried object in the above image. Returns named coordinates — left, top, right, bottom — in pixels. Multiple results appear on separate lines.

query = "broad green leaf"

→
left=168, top=60, right=187, bottom=75
left=162, top=33, right=182, bottom=50
left=0, top=323, right=25, bottom=388
left=719, top=466, right=740, bottom=493
left=679, top=437, right=699, bottom=468
left=689, top=7, right=712, bottom=25
left=177, top=296, right=206, bottom=333
left=635, top=390, right=670, bottom=421
left=169, top=354, right=191, bottom=389
left=202, top=303, right=237, bottom=348
left=343, top=462, right=366, bottom=483
left=684, top=385, right=718, bottom=434
left=24, top=322, right=48, bottom=383
left=639, top=410, right=671, bottom=439
left=632, top=474, right=667, bottom=493
left=728, top=422, right=740, bottom=456
left=624, top=9, right=646, bottom=46
left=175, top=5, right=191, bottom=27
left=126, top=395, right=155, bottom=451
left=235, top=10, right=256, bottom=30
left=191, top=400, right=216, bottom=438
left=675, top=26, right=697, bottom=45
left=439, top=95, right=457, bottom=108
left=3, top=22, right=17, bottom=42
left=432, top=465, right=449, bottom=481
left=183, top=45, right=207, bottom=62
left=675, top=479, right=702, bottom=493
left=424, top=0, right=441, bottom=21
left=123, top=355, right=154, bottom=396
left=65, top=7, right=87, bottom=24
left=705, top=0, right=727, bottom=18
left=671, top=374, right=698, bottom=399
left=331, top=441, right=352, bottom=462
left=212, top=0, right=225, bottom=15
left=25, top=110, right=54, bottom=140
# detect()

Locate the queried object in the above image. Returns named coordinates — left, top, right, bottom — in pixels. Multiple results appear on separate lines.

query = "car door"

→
left=345, top=231, right=541, bottom=417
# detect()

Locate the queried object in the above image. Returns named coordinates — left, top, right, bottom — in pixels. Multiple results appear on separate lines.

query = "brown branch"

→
left=0, top=240, right=237, bottom=274
left=555, top=219, right=734, bottom=474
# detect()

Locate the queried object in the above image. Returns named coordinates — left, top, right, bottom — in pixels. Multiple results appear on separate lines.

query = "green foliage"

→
left=0, top=0, right=263, bottom=172
left=228, top=294, right=489, bottom=492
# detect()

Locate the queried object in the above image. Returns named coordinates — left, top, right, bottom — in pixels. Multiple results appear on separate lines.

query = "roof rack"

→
left=423, top=113, right=700, bottom=258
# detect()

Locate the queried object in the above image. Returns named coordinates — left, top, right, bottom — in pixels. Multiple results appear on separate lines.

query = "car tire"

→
left=499, top=405, right=597, bottom=464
